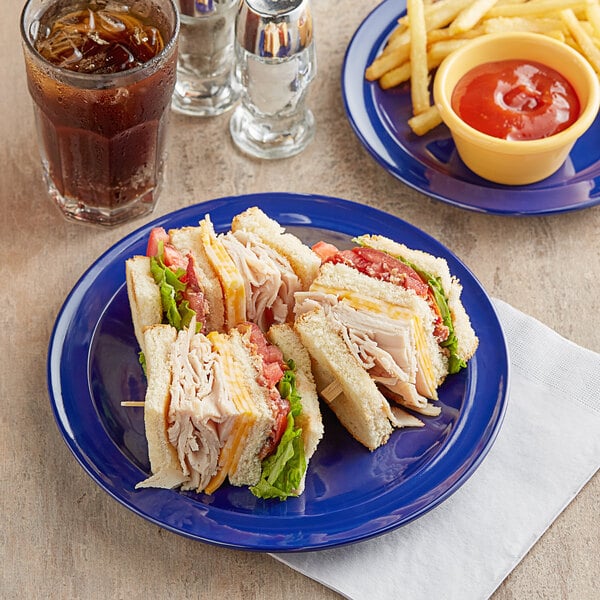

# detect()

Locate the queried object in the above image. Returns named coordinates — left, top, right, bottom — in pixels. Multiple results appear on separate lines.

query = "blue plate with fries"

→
left=342, top=0, right=600, bottom=215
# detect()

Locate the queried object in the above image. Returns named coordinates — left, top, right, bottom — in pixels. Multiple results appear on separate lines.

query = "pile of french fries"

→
left=365, top=0, right=600, bottom=136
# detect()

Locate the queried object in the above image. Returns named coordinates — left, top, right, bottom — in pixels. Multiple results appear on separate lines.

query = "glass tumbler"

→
left=20, top=0, right=180, bottom=226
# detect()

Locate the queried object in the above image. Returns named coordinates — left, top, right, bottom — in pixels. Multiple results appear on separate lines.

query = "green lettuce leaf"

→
left=149, top=243, right=198, bottom=332
left=250, top=360, right=306, bottom=501
left=405, top=263, right=465, bottom=374
left=138, top=351, right=147, bottom=376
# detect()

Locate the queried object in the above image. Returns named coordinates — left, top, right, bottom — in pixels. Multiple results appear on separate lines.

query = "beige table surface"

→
left=2, top=1, right=599, bottom=598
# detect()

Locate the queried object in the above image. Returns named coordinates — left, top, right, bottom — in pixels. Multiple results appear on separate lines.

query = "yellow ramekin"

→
left=433, top=32, right=600, bottom=186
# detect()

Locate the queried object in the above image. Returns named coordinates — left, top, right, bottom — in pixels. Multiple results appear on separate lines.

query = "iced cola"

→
left=21, top=0, right=179, bottom=225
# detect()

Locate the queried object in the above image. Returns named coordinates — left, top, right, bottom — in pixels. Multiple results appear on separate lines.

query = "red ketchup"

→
left=451, top=59, right=580, bottom=141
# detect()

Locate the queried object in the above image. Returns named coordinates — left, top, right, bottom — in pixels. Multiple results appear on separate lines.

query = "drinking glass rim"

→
left=20, top=0, right=180, bottom=83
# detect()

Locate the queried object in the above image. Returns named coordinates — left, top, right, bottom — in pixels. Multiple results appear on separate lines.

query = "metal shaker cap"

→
left=236, top=0, right=313, bottom=58
left=177, top=0, right=221, bottom=17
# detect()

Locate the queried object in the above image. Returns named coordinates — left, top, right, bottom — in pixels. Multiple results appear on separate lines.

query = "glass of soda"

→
left=20, top=0, right=180, bottom=226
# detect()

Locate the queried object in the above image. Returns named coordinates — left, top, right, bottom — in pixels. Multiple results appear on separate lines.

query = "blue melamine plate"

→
left=342, top=0, right=600, bottom=215
left=47, top=193, right=509, bottom=551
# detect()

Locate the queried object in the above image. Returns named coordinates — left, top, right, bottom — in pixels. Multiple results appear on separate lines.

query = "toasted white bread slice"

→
left=231, top=206, right=321, bottom=289
left=266, top=323, right=324, bottom=491
left=446, top=278, right=479, bottom=363
left=295, top=306, right=395, bottom=450
left=125, top=256, right=163, bottom=357
left=135, top=325, right=187, bottom=490
left=354, top=234, right=479, bottom=363
left=168, top=226, right=226, bottom=333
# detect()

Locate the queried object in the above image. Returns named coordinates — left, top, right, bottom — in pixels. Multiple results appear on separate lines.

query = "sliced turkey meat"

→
left=220, top=230, right=301, bottom=330
left=167, top=325, right=238, bottom=492
left=295, top=292, right=429, bottom=410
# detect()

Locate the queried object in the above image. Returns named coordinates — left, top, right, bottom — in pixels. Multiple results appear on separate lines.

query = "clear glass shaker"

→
left=229, top=0, right=317, bottom=159
left=172, top=0, right=241, bottom=117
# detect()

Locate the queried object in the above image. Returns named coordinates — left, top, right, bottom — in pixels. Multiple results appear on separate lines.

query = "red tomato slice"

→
left=146, top=227, right=169, bottom=257
left=325, top=247, right=429, bottom=297
left=312, top=240, right=340, bottom=262
left=146, top=227, right=188, bottom=272
left=241, top=322, right=286, bottom=375
left=162, top=246, right=188, bottom=272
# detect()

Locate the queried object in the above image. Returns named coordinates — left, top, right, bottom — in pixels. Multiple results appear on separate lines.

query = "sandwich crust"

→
left=295, top=306, right=394, bottom=451
left=231, top=206, right=321, bottom=290
left=125, top=256, right=163, bottom=356
left=135, top=325, right=187, bottom=490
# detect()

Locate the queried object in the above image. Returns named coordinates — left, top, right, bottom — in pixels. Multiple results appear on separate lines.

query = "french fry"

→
left=450, top=0, right=500, bottom=35
left=544, top=29, right=568, bottom=42
left=364, top=0, right=600, bottom=137
left=392, top=1, right=489, bottom=63
left=385, top=0, right=473, bottom=56
left=380, top=62, right=413, bottom=89
left=380, top=39, right=472, bottom=91
left=397, top=0, right=473, bottom=37
left=365, top=44, right=410, bottom=81
left=482, top=16, right=565, bottom=34
left=580, top=19, right=598, bottom=35
left=561, top=8, right=600, bottom=72
left=427, top=24, right=485, bottom=43
left=381, top=28, right=411, bottom=56
left=407, top=0, right=430, bottom=115
left=421, top=0, right=474, bottom=29
left=586, top=0, right=600, bottom=36
left=486, top=0, right=587, bottom=19
left=382, top=22, right=409, bottom=55
left=408, top=105, right=443, bottom=136
left=427, top=39, right=472, bottom=68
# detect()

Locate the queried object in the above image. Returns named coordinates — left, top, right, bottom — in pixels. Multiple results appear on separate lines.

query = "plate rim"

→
left=341, top=0, right=600, bottom=216
left=47, top=192, right=510, bottom=552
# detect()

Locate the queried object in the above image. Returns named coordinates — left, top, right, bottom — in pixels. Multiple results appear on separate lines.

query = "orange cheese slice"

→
left=204, top=332, right=256, bottom=494
left=200, top=217, right=246, bottom=328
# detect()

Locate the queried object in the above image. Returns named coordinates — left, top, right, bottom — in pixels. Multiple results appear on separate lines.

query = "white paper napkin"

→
left=272, top=298, right=600, bottom=600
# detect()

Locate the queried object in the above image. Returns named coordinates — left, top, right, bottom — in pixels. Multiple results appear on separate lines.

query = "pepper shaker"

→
left=229, top=0, right=317, bottom=159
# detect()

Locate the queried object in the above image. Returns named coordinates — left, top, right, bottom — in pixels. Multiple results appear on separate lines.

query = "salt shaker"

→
left=229, top=0, right=317, bottom=159
left=172, top=0, right=240, bottom=116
